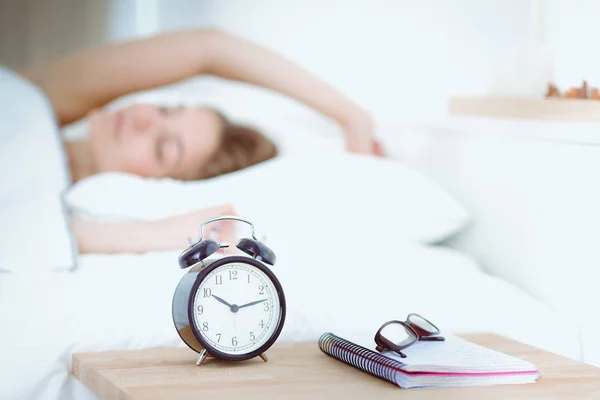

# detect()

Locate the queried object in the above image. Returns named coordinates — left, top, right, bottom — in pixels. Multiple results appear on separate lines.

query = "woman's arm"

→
left=71, top=204, right=238, bottom=255
left=202, top=31, right=374, bottom=153
left=19, top=30, right=215, bottom=126
left=20, top=28, right=376, bottom=153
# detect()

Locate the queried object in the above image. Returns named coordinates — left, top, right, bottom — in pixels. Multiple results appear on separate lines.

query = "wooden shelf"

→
left=448, top=96, right=600, bottom=122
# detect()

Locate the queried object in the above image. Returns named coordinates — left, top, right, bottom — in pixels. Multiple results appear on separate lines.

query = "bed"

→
left=0, top=243, right=580, bottom=400
left=0, top=102, right=585, bottom=399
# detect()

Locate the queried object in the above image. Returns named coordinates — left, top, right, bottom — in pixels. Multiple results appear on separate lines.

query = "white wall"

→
left=188, top=0, right=534, bottom=122
left=545, top=0, right=600, bottom=89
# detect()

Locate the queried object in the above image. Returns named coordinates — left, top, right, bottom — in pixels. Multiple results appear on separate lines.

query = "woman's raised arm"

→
left=20, top=28, right=377, bottom=154
left=19, top=29, right=216, bottom=126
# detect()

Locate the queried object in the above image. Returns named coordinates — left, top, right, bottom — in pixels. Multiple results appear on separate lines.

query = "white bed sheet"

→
left=0, top=244, right=579, bottom=400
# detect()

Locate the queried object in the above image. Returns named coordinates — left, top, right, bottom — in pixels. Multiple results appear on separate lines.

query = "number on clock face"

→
left=192, top=262, right=281, bottom=355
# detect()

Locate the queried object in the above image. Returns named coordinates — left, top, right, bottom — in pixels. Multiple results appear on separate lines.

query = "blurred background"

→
left=2, top=0, right=599, bottom=123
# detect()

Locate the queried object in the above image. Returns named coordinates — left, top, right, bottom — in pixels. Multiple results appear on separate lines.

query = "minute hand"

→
left=238, top=299, right=268, bottom=310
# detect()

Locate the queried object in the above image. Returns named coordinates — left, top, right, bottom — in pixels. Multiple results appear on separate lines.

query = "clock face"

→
left=191, top=261, right=282, bottom=356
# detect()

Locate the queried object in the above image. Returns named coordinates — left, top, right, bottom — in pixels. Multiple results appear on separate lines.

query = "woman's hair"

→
left=191, top=109, right=279, bottom=180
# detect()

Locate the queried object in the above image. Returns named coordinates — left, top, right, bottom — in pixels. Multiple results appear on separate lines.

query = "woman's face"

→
left=88, top=104, right=223, bottom=179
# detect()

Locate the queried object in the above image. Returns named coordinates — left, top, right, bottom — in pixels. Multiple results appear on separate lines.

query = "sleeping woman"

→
left=7, top=28, right=382, bottom=255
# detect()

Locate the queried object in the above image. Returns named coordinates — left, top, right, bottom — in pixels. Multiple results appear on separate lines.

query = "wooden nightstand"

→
left=72, top=333, right=600, bottom=399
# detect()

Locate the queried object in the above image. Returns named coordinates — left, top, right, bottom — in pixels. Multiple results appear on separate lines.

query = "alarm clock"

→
left=172, top=215, right=286, bottom=366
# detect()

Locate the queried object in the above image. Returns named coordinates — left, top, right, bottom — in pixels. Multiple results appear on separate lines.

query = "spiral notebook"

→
left=318, top=332, right=540, bottom=389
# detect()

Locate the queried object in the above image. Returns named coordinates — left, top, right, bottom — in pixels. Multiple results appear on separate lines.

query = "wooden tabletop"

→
left=72, top=333, right=600, bottom=400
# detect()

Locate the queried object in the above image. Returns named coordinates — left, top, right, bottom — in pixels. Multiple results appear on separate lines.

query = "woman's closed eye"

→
left=156, top=136, right=172, bottom=164
left=159, top=105, right=184, bottom=116
left=156, top=135, right=183, bottom=167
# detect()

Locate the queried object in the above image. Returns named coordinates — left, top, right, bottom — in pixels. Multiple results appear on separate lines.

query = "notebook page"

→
left=353, top=333, right=539, bottom=374
left=397, top=373, right=538, bottom=389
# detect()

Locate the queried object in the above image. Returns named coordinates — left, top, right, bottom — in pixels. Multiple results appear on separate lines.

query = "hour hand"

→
left=238, top=299, right=268, bottom=310
left=212, top=295, right=233, bottom=308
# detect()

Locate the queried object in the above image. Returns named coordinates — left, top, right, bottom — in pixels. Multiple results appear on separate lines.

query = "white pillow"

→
left=66, top=153, right=469, bottom=245
left=0, top=66, right=77, bottom=272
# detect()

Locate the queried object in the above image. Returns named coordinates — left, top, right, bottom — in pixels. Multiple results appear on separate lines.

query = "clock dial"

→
left=192, top=262, right=281, bottom=355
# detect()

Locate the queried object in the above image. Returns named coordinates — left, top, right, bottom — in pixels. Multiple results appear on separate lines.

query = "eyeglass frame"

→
left=374, top=313, right=445, bottom=358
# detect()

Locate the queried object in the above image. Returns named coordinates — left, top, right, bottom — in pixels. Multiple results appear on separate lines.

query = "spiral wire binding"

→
left=318, top=332, right=407, bottom=385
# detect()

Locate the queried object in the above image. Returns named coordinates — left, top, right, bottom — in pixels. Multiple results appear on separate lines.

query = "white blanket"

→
left=0, top=244, right=579, bottom=400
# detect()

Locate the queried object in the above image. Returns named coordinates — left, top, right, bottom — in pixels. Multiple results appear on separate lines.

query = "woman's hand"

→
left=161, top=204, right=239, bottom=254
left=343, top=113, right=386, bottom=157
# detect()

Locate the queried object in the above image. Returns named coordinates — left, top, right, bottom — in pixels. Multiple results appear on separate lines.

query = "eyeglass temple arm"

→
left=376, top=344, right=408, bottom=358
left=418, top=336, right=445, bottom=342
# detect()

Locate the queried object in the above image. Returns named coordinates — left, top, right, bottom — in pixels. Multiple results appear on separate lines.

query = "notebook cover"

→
left=318, top=332, right=406, bottom=386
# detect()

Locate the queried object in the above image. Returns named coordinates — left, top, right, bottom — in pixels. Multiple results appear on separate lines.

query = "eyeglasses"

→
left=374, top=313, right=445, bottom=358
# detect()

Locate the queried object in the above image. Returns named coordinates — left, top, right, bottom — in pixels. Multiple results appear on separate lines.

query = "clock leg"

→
left=259, top=353, right=268, bottom=363
left=196, top=349, right=208, bottom=366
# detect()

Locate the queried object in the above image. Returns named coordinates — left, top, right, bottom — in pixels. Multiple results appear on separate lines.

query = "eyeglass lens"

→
left=380, top=322, right=417, bottom=347
left=408, top=314, right=438, bottom=334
